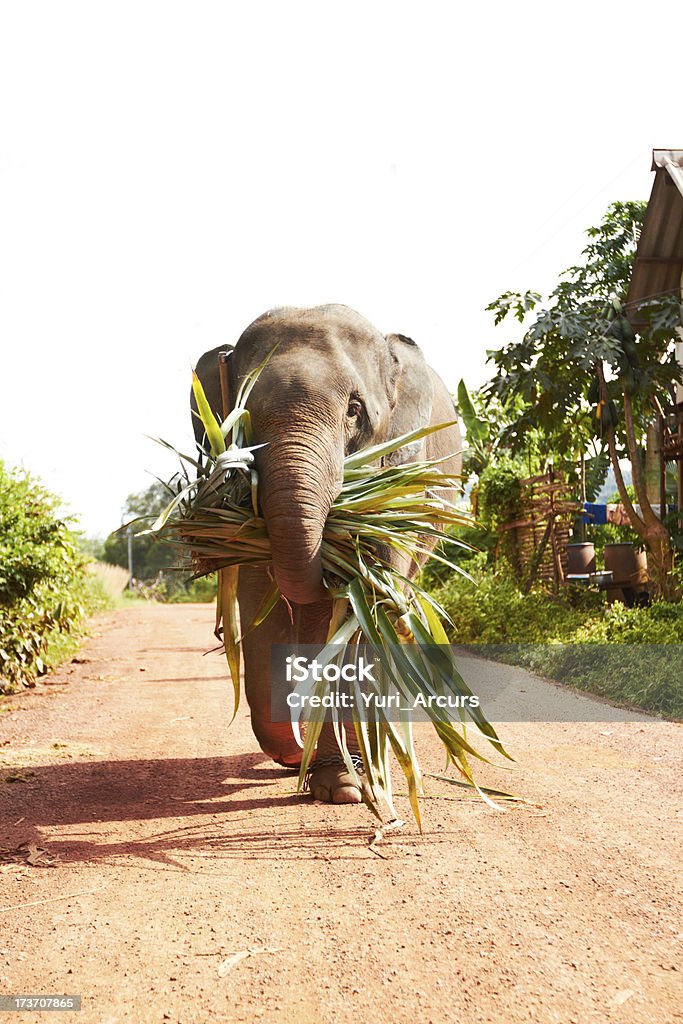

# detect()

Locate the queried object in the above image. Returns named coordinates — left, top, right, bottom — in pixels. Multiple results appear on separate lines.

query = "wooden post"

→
left=658, top=414, right=667, bottom=521
left=579, top=453, right=586, bottom=542
left=218, top=351, right=232, bottom=421
left=676, top=335, right=683, bottom=529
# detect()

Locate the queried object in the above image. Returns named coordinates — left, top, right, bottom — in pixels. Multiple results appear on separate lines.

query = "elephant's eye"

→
left=347, top=398, right=363, bottom=420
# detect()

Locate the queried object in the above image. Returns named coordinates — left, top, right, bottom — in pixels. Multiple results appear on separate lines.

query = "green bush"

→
left=431, top=559, right=683, bottom=717
left=121, top=571, right=217, bottom=603
left=477, top=458, right=523, bottom=531
left=0, top=462, right=107, bottom=692
left=166, top=575, right=218, bottom=603
left=432, top=553, right=598, bottom=644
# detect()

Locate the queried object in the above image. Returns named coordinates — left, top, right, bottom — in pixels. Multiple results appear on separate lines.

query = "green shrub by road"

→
left=0, top=462, right=109, bottom=693
left=432, top=556, right=683, bottom=718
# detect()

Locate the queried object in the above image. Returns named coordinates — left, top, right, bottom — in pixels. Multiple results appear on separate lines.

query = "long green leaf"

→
left=192, top=371, right=226, bottom=457
left=217, top=566, right=240, bottom=721
left=343, top=421, right=458, bottom=470
left=457, top=379, right=489, bottom=445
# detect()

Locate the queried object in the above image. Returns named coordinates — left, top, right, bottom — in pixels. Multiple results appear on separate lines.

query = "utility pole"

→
left=127, top=525, right=134, bottom=588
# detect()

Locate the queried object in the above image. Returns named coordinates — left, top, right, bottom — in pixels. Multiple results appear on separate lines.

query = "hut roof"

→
left=626, top=150, right=683, bottom=328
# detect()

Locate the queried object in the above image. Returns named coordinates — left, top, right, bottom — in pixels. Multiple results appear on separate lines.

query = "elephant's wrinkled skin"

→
left=192, top=305, right=461, bottom=804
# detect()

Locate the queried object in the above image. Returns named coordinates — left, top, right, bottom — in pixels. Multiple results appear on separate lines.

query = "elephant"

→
left=192, top=304, right=461, bottom=804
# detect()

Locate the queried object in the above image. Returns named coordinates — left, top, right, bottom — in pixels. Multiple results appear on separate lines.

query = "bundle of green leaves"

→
left=146, top=361, right=511, bottom=823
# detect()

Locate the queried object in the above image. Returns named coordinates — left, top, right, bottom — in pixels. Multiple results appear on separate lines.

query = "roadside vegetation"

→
left=442, top=200, right=683, bottom=719
left=0, top=462, right=111, bottom=693
left=429, top=555, right=683, bottom=718
left=483, top=201, right=682, bottom=598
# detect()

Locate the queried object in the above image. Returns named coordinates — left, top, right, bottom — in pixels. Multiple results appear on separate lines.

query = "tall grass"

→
left=88, top=562, right=130, bottom=599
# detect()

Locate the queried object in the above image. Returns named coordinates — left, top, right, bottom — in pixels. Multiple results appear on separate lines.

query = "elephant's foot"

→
left=307, top=723, right=364, bottom=804
left=306, top=754, right=364, bottom=804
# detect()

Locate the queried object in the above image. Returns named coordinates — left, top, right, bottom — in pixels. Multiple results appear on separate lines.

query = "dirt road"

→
left=0, top=605, right=681, bottom=1024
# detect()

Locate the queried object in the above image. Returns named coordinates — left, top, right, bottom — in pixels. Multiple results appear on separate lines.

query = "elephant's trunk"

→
left=257, top=433, right=341, bottom=606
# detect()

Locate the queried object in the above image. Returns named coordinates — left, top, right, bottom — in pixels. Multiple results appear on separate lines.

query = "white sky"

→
left=1, top=1, right=681, bottom=537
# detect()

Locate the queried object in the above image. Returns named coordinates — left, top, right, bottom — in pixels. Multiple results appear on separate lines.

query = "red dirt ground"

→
left=0, top=604, right=681, bottom=1024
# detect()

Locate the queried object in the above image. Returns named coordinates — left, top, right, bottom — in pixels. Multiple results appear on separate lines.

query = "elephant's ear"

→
left=384, top=334, right=436, bottom=466
left=191, top=344, right=235, bottom=447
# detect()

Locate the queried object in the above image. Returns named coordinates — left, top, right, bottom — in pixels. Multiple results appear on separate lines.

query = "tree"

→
left=484, top=201, right=682, bottom=599
left=103, top=482, right=175, bottom=580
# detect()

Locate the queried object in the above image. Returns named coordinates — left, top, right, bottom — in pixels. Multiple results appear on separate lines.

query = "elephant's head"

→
left=193, top=304, right=460, bottom=606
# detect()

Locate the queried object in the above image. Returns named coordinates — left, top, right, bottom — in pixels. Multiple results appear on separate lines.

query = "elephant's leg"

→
left=286, top=603, right=364, bottom=805
left=307, top=548, right=418, bottom=805
left=239, top=572, right=363, bottom=801
left=238, top=567, right=302, bottom=768
left=307, top=721, right=363, bottom=805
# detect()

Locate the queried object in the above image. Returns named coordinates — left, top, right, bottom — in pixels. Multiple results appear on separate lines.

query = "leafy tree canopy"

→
left=102, top=481, right=174, bottom=580
left=485, top=200, right=681, bottom=460
left=481, top=199, right=683, bottom=598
